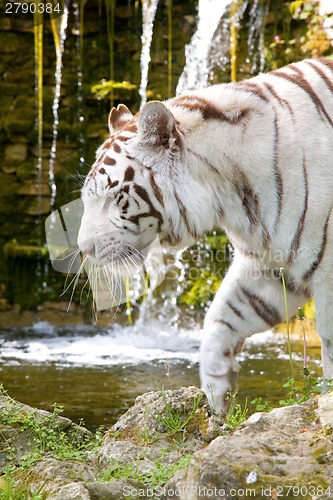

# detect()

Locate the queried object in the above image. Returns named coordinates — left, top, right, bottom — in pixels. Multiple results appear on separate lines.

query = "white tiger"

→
left=78, top=58, right=333, bottom=412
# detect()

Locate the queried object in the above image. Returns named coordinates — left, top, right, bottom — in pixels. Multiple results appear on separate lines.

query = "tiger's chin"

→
left=83, top=245, right=146, bottom=270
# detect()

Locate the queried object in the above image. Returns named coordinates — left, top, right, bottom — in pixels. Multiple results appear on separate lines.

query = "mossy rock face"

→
left=16, top=162, right=36, bottom=181
left=3, top=241, right=48, bottom=259
left=3, top=143, right=28, bottom=162
left=0, top=174, right=21, bottom=208
left=4, top=118, right=35, bottom=138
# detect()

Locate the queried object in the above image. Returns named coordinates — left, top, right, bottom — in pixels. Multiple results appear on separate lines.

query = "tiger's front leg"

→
left=200, top=253, right=308, bottom=413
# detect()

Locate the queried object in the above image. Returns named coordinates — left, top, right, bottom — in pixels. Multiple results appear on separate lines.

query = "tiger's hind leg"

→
left=200, top=253, right=308, bottom=413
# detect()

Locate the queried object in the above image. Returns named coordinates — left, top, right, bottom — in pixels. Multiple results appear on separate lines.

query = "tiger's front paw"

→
left=200, top=369, right=238, bottom=414
left=199, top=337, right=239, bottom=414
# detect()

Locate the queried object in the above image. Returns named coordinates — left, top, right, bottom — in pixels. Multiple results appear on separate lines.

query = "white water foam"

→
left=0, top=322, right=297, bottom=367
left=0, top=322, right=201, bottom=366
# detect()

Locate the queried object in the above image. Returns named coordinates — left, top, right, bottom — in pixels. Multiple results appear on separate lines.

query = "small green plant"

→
left=223, top=392, right=248, bottom=432
left=0, top=384, right=107, bottom=498
left=1, top=403, right=92, bottom=463
left=0, top=384, right=104, bottom=465
left=0, top=472, right=43, bottom=500
left=279, top=377, right=302, bottom=406
left=279, top=375, right=329, bottom=407
left=144, top=456, right=192, bottom=488
left=102, top=455, right=192, bottom=491
left=101, top=459, right=140, bottom=482
left=250, top=397, right=273, bottom=413
left=157, top=394, right=203, bottom=437
left=250, top=372, right=331, bottom=414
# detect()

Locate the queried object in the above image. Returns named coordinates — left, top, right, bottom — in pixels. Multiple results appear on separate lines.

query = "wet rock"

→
left=4, top=143, right=28, bottom=162
left=2, top=166, right=17, bottom=174
left=18, top=181, right=50, bottom=196
left=25, top=196, right=52, bottom=215
left=0, top=298, right=10, bottom=311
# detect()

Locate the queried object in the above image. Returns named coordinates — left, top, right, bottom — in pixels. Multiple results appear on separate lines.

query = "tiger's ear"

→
left=109, top=104, right=133, bottom=134
left=138, top=101, right=176, bottom=148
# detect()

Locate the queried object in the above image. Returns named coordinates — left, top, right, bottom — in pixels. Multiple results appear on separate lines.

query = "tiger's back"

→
left=163, top=59, right=333, bottom=288
left=78, top=58, right=333, bottom=412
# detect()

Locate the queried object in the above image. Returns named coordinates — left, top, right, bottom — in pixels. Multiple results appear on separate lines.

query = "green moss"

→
left=4, top=119, right=34, bottom=138
left=312, top=445, right=333, bottom=464
left=16, top=163, right=36, bottom=182
left=100, top=455, right=192, bottom=491
left=91, top=79, right=137, bottom=100
left=2, top=241, right=51, bottom=309
left=179, top=271, right=222, bottom=308
left=206, top=234, right=229, bottom=250
left=3, top=241, right=48, bottom=259
left=229, top=462, right=330, bottom=498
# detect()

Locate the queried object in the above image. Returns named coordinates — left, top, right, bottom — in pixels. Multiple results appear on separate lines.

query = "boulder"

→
left=165, top=394, right=333, bottom=499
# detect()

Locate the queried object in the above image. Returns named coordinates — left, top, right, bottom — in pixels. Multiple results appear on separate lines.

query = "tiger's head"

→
left=78, top=101, right=193, bottom=270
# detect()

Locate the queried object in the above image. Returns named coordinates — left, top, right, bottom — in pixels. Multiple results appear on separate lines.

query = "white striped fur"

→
left=78, top=58, right=333, bottom=412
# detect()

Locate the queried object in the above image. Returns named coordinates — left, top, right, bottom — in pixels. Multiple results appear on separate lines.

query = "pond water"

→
left=0, top=320, right=322, bottom=431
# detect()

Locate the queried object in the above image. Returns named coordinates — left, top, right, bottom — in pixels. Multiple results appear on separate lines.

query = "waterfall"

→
left=139, top=0, right=159, bottom=107
left=176, top=0, right=232, bottom=94
left=136, top=0, right=233, bottom=330
left=246, top=0, right=267, bottom=75
left=49, top=7, right=69, bottom=210
left=136, top=247, right=185, bottom=328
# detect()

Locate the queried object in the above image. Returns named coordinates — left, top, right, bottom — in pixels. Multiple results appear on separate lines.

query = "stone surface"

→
left=86, top=480, right=144, bottom=500
left=19, top=459, right=95, bottom=498
left=165, top=398, right=333, bottom=499
left=108, top=386, right=214, bottom=444
left=4, top=143, right=28, bottom=162
left=3, top=388, right=333, bottom=499
left=18, top=181, right=50, bottom=196
left=49, top=482, right=91, bottom=500
left=317, top=391, right=333, bottom=430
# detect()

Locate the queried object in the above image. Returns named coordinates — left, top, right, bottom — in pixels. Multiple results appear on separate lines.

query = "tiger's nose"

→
left=79, top=240, right=96, bottom=257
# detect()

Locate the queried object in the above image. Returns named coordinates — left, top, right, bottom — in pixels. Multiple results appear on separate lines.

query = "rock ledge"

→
left=1, top=388, right=333, bottom=499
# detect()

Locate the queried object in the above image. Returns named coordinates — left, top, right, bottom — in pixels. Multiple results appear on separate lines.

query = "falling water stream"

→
left=177, top=0, right=232, bottom=93
left=49, top=7, right=69, bottom=208
left=139, top=0, right=159, bottom=107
